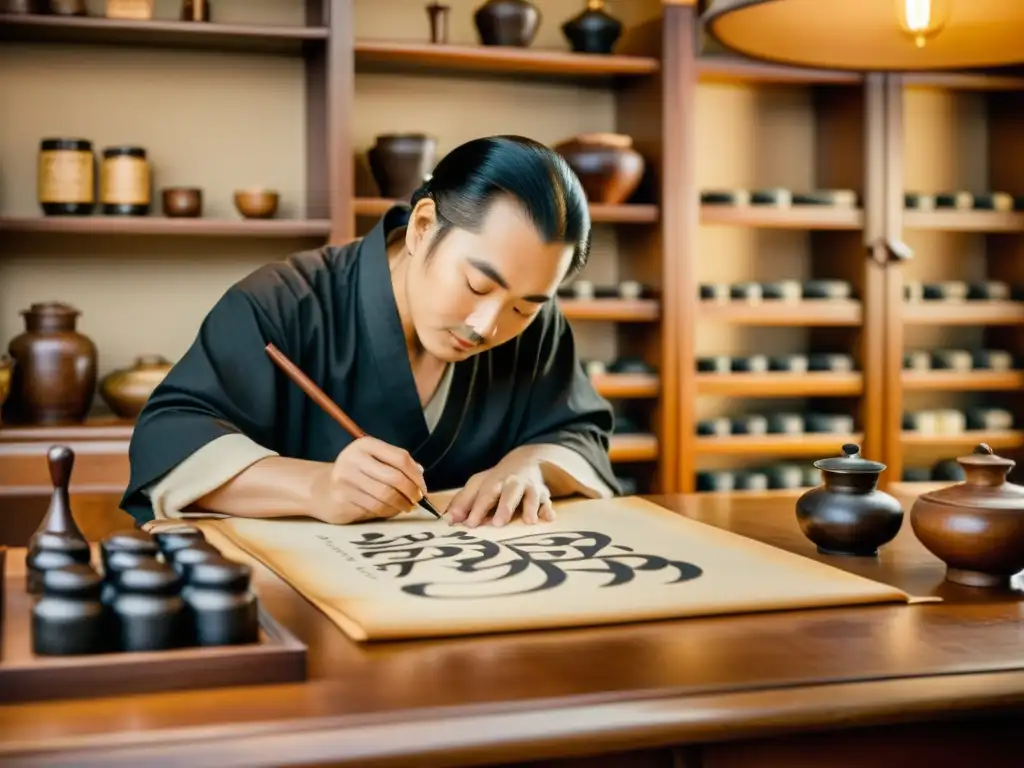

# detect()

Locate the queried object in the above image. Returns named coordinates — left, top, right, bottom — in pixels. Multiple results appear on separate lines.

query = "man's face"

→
left=404, top=196, right=574, bottom=362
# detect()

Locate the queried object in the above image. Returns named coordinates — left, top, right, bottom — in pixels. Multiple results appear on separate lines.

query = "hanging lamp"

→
left=701, top=0, right=1024, bottom=71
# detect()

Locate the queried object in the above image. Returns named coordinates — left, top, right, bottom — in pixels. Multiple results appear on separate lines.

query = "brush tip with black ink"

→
left=419, top=497, right=443, bottom=519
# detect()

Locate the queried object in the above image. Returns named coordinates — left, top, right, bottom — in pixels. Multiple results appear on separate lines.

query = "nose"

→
left=465, top=302, right=502, bottom=342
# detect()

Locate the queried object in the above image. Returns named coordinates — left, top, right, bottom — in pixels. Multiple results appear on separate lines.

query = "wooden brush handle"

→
left=264, top=343, right=366, bottom=439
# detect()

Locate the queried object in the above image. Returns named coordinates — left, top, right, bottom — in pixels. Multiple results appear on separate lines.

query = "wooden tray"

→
left=0, top=563, right=307, bottom=704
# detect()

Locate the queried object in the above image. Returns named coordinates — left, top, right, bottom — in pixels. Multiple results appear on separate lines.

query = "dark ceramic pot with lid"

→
left=796, top=443, right=903, bottom=557
left=473, top=0, right=541, bottom=47
left=910, top=443, right=1024, bottom=588
left=562, top=0, right=623, bottom=54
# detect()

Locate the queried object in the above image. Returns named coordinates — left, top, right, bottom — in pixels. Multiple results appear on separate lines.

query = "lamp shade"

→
left=701, top=0, right=1024, bottom=71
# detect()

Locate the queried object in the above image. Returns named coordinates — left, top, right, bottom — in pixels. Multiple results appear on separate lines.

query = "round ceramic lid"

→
left=919, top=443, right=1024, bottom=510
left=813, top=443, right=886, bottom=473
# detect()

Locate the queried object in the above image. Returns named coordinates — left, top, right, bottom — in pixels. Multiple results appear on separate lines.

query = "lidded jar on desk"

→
left=100, top=145, right=151, bottom=215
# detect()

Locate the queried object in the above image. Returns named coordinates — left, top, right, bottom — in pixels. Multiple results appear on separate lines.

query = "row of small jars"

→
left=38, top=137, right=151, bottom=216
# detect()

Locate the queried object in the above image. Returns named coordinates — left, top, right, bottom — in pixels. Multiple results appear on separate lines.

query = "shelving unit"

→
left=680, top=24, right=881, bottom=496
left=0, top=0, right=676, bottom=497
left=3, top=1, right=1022, bottom=501
left=883, top=70, right=1024, bottom=487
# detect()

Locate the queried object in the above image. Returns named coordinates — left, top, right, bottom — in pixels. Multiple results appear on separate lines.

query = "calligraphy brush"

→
left=264, top=342, right=443, bottom=520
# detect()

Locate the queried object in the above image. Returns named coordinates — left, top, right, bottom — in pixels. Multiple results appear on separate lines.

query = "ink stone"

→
left=100, top=529, right=158, bottom=573
left=26, top=532, right=91, bottom=595
left=185, top=559, right=260, bottom=647
left=111, top=559, right=188, bottom=652
left=32, top=563, right=104, bottom=656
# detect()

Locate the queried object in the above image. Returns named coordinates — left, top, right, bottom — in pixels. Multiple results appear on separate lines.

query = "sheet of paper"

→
left=203, top=496, right=922, bottom=642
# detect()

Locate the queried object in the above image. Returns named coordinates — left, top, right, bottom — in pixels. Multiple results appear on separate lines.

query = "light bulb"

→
left=895, top=0, right=951, bottom=48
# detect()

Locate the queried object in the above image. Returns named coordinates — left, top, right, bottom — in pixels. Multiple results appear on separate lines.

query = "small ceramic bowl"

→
left=162, top=187, right=202, bottom=218
left=234, top=188, right=279, bottom=219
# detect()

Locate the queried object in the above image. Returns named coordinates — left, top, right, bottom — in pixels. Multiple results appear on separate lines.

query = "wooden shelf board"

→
left=696, top=372, right=863, bottom=397
left=560, top=299, right=660, bottom=322
left=590, top=373, right=659, bottom=399
left=0, top=418, right=135, bottom=444
left=696, top=434, right=863, bottom=457
left=354, top=40, right=659, bottom=80
left=697, top=55, right=863, bottom=85
left=901, top=430, right=1024, bottom=451
left=0, top=216, right=332, bottom=238
left=609, top=434, right=658, bottom=463
left=699, top=300, right=862, bottom=326
left=901, top=370, right=1024, bottom=392
left=352, top=198, right=657, bottom=223
left=903, top=210, right=1024, bottom=233
left=902, top=301, right=1024, bottom=326
left=0, top=15, right=328, bottom=53
left=700, top=205, right=863, bottom=230
left=902, top=71, right=1024, bottom=91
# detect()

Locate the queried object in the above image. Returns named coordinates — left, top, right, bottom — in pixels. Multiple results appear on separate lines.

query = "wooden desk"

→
left=2, top=492, right=1023, bottom=767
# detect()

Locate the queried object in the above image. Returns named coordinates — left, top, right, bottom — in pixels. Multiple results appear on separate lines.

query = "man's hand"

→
left=445, top=457, right=554, bottom=528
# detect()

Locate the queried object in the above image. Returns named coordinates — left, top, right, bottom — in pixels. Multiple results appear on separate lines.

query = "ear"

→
left=405, top=197, right=437, bottom=257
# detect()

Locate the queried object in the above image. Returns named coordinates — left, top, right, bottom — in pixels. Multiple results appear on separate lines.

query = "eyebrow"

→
left=468, top=258, right=551, bottom=304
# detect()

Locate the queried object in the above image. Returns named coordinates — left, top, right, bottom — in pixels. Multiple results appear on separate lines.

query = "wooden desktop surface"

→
left=1, top=492, right=1023, bottom=768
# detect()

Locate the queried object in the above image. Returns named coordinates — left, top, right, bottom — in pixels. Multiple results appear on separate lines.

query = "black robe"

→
left=121, top=205, right=620, bottom=524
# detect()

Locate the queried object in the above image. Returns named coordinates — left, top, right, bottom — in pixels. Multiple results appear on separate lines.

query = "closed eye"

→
left=465, top=278, right=488, bottom=296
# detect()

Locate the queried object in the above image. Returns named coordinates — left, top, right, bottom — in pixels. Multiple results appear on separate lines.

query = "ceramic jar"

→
left=4, top=303, right=97, bottom=425
left=99, top=355, right=174, bottom=419
left=553, top=133, right=645, bottom=205
left=795, top=443, right=904, bottom=557
left=910, top=443, right=1024, bottom=588
left=367, top=134, right=438, bottom=200
left=562, top=0, right=623, bottom=54
left=0, top=355, right=12, bottom=425
left=473, top=0, right=541, bottom=47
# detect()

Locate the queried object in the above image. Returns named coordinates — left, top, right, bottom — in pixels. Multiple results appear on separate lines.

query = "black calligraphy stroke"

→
left=349, top=529, right=703, bottom=599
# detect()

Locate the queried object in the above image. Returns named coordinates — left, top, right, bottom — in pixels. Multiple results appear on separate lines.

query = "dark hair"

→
left=410, top=135, right=591, bottom=276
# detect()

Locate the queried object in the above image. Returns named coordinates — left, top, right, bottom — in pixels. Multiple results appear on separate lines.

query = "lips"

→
left=451, top=333, right=475, bottom=350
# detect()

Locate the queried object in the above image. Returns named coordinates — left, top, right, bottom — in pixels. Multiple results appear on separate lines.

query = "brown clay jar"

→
left=4, top=303, right=97, bottom=425
left=99, top=355, right=173, bottom=419
left=473, top=0, right=541, bottom=46
left=367, top=134, right=438, bottom=200
left=0, top=355, right=12, bottom=425
left=553, top=133, right=645, bottom=205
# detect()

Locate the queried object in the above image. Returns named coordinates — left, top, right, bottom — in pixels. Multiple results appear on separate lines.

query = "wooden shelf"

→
left=696, top=434, right=863, bottom=458
left=700, top=205, right=863, bottom=230
left=354, top=40, right=659, bottom=81
left=888, top=481, right=950, bottom=500
left=560, top=299, right=659, bottom=322
left=0, top=216, right=332, bottom=239
left=352, top=197, right=657, bottom=223
left=696, top=372, right=863, bottom=397
left=696, top=487, right=814, bottom=499
left=0, top=14, right=328, bottom=54
left=697, top=55, right=863, bottom=86
left=0, top=418, right=135, bottom=443
left=699, top=300, right=862, bottom=326
left=902, top=301, right=1024, bottom=326
left=901, top=370, right=1024, bottom=392
left=590, top=373, right=659, bottom=399
left=608, top=433, right=658, bottom=463
left=902, top=71, right=1024, bottom=91
left=901, top=430, right=1024, bottom=451
left=903, top=210, right=1024, bottom=233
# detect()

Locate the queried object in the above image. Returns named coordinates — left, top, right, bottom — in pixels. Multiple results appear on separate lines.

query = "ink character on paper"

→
left=347, top=529, right=703, bottom=599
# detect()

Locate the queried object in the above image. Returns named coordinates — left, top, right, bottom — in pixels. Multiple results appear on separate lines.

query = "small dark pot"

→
left=473, top=0, right=541, bottom=47
left=367, top=134, right=438, bottom=201
left=562, top=0, right=623, bottom=54
left=796, top=444, right=904, bottom=557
